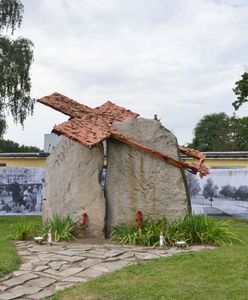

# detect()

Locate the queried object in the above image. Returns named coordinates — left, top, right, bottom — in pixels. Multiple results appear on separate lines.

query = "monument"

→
left=38, top=93, right=207, bottom=237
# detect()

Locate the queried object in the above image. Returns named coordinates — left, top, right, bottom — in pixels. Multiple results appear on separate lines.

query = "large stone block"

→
left=105, top=118, right=190, bottom=234
left=44, top=137, right=105, bottom=237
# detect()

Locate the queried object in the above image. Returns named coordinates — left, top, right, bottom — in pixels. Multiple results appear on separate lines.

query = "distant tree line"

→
left=0, top=139, right=41, bottom=153
left=187, top=176, right=248, bottom=201
left=188, top=113, right=248, bottom=152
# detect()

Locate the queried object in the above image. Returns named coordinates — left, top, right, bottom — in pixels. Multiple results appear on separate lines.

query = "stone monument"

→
left=38, top=93, right=207, bottom=238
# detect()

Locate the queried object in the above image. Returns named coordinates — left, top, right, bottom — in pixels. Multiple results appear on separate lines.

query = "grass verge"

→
left=0, top=216, right=41, bottom=278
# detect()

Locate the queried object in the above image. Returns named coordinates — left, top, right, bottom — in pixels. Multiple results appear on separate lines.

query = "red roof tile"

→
left=38, top=92, right=139, bottom=148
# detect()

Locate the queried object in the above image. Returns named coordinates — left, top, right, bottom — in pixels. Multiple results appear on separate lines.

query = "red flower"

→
left=137, top=210, right=143, bottom=221
left=81, top=213, right=88, bottom=225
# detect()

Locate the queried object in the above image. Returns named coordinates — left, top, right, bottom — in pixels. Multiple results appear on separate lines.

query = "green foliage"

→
left=188, top=112, right=248, bottom=151
left=167, top=215, right=240, bottom=246
left=232, top=71, right=248, bottom=110
left=10, top=217, right=38, bottom=240
left=0, top=116, right=6, bottom=137
left=0, top=0, right=23, bottom=33
left=0, top=138, right=41, bottom=152
left=0, top=216, right=41, bottom=278
left=0, top=0, right=34, bottom=136
left=44, top=214, right=78, bottom=242
left=111, top=214, right=241, bottom=247
left=111, top=218, right=168, bottom=247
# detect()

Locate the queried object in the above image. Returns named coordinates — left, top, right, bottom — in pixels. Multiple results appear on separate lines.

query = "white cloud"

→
left=4, top=0, right=248, bottom=148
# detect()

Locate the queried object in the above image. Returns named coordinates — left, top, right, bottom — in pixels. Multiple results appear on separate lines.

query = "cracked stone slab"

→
left=104, top=250, right=125, bottom=257
left=4, top=273, right=39, bottom=287
left=27, top=289, right=55, bottom=300
left=9, top=285, right=42, bottom=296
left=48, top=261, right=68, bottom=271
left=96, top=260, right=131, bottom=272
left=19, top=263, right=33, bottom=271
left=33, top=265, right=50, bottom=272
left=62, top=276, right=88, bottom=283
left=79, top=258, right=102, bottom=268
left=28, top=277, right=56, bottom=288
left=76, top=268, right=104, bottom=279
left=58, top=267, right=84, bottom=278
left=0, top=291, right=24, bottom=300
left=0, top=285, right=8, bottom=292
left=55, top=282, right=75, bottom=291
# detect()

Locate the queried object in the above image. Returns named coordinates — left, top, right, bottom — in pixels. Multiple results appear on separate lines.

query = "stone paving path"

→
left=0, top=241, right=214, bottom=300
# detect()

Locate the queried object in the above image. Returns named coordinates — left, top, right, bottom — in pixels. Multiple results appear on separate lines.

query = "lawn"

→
left=0, top=217, right=247, bottom=299
left=0, top=216, right=41, bottom=278
left=49, top=218, right=248, bottom=300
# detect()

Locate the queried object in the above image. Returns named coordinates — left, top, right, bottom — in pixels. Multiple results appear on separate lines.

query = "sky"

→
left=4, top=0, right=248, bottom=149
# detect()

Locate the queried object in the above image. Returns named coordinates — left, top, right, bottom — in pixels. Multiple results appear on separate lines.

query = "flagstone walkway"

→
left=0, top=241, right=214, bottom=300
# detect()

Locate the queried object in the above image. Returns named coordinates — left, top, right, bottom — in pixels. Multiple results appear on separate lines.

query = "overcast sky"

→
left=4, top=0, right=248, bottom=149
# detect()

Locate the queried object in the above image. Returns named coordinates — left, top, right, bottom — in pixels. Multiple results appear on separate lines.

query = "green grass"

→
left=49, top=218, right=248, bottom=300
left=0, top=216, right=41, bottom=278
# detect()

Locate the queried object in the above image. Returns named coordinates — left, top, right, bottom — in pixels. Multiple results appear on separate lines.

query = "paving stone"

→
left=90, top=264, right=111, bottom=273
left=62, top=276, right=87, bottom=283
left=76, top=268, right=104, bottom=279
left=43, top=268, right=60, bottom=276
left=59, top=264, right=70, bottom=271
left=28, top=277, right=56, bottom=288
left=140, top=253, right=160, bottom=260
left=27, top=289, right=55, bottom=300
left=104, top=250, right=125, bottom=257
left=10, top=285, right=42, bottom=296
left=53, top=250, right=84, bottom=256
left=0, top=291, right=24, bottom=300
left=12, top=271, right=29, bottom=276
left=55, top=282, right=75, bottom=291
left=0, top=285, right=8, bottom=292
left=97, top=260, right=131, bottom=272
left=19, top=263, right=33, bottom=271
left=0, top=274, right=12, bottom=282
left=79, top=258, right=101, bottom=268
left=17, top=250, right=30, bottom=256
left=34, top=271, right=60, bottom=281
left=117, top=252, right=134, bottom=260
left=59, top=267, right=84, bottom=278
left=4, top=273, right=39, bottom=287
left=48, top=261, right=68, bottom=270
left=79, top=251, right=106, bottom=259
left=33, top=265, right=50, bottom=272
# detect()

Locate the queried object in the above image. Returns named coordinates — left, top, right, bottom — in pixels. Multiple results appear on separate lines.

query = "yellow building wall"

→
left=0, top=157, right=46, bottom=168
left=183, top=158, right=248, bottom=169
left=1, top=156, right=248, bottom=169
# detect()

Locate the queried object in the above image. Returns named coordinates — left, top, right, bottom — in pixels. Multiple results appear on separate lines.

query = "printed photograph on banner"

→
left=185, top=168, right=248, bottom=219
left=0, top=167, right=45, bottom=215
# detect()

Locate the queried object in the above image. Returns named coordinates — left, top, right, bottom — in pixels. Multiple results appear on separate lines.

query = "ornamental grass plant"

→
left=111, top=214, right=242, bottom=247
left=43, top=214, right=78, bottom=242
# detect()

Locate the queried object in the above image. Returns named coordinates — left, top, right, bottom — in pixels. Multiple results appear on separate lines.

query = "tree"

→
left=203, top=178, right=215, bottom=199
left=185, top=172, right=201, bottom=198
left=0, top=139, right=40, bottom=152
left=235, top=185, right=248, bottom=201
left=0, top=0, right=34, bottom=136
left=219, top=184, right=237, bottom=199
left=232, top=72, right=248, bottom=110
left=188, top=113, right=234, bottom=151
left=188, top=113, right=248, bottom=151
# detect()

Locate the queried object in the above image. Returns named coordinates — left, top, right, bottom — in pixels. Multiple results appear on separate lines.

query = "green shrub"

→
left=43, top=214, right=78, bottom=242
left=111, top=214, right=241, bottom=247
left=10, top=217, right=39, bottom=240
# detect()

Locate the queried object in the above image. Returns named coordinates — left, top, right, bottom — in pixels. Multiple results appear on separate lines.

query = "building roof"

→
left=0, top=153, right=49, bottom=158
left=181, top=152, right=248, bottom=159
